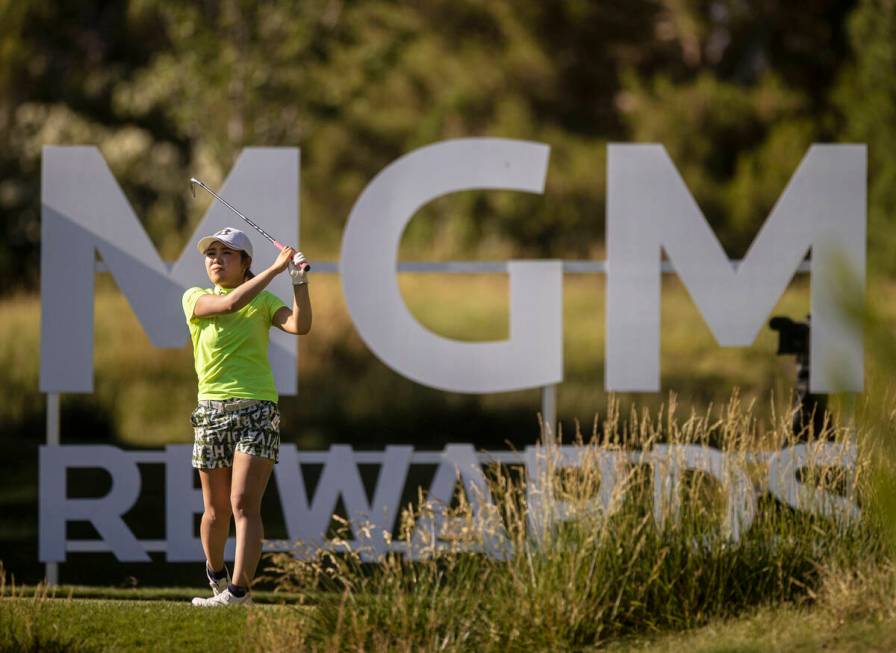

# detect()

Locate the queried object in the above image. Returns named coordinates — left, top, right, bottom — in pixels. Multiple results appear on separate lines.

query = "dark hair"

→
left=240, top=251, right=254, bottom=280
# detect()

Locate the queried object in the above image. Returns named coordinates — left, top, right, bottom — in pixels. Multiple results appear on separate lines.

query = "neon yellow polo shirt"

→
left=182, top=286, right=286, bottom=401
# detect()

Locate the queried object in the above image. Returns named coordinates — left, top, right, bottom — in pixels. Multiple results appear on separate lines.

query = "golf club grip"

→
left=273, top=240, right=311, bottom=271
left=264, top=241, right=313, bottom=271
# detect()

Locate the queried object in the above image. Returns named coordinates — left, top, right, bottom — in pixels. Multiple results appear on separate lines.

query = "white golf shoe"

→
left=206, top=563, right=230, bottom=595
left=191, top=588, right=253, bottom=607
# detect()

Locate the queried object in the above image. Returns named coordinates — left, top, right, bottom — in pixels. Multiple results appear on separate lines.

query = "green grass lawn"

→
left=0, top=597, right=248, bottom=652
left=603, top=606, right=896, bottom=653
left=0, top=585, right=310, bottom=652
left=3, top=594, right=895, bottom=653
left=8, top=584, right=302, bottom=604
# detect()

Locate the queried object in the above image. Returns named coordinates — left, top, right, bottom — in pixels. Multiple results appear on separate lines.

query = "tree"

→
left=834, top=0, right=896, bottom=276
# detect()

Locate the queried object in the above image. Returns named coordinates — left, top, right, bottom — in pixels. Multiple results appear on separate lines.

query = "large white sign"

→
left=39, top=443, right=858, bottom=563
left=38, top=139, right=867, bottom=395
left=36, top=139, right=867, bottom=567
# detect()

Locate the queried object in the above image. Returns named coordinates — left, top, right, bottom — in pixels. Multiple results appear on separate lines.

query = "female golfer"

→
left=182, top=227, right=311, bottom=607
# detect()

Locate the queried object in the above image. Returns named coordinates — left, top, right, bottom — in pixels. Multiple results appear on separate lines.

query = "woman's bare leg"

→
left=198, top=467, right=233, bottom=572
left=230, top=452, right=274, bottom=588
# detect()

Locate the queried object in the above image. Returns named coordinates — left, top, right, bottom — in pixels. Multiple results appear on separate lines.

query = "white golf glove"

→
left=288, top=251, right=309, bottom=286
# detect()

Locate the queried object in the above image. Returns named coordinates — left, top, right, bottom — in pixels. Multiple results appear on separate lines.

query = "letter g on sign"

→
left=340, top=138, right=563, bottom=394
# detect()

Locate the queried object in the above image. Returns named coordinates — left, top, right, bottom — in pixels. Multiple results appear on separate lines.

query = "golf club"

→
left=189, top=177, right=310, bottom=271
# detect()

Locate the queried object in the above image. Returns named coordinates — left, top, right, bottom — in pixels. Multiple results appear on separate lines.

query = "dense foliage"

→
left=1, top=0, right=893, bottom=292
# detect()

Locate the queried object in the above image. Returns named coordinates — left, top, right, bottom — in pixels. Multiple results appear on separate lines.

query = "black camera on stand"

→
left=768, top=315, right=829, bottom=440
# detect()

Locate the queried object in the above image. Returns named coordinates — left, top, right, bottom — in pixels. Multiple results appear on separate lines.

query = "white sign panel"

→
left=39, top=443, right=859, bottom=562
left=38, top=140, right=866, bottom=395
left=34, top=139, right=868, bottom=568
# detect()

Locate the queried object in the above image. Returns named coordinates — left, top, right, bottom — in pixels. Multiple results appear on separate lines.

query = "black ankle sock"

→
left=227, top=583, right=247, bottom=597
left=206, top=563, right=228, bottom=581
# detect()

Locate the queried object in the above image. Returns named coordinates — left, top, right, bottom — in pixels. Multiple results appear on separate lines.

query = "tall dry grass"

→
left=0, top=563, right=79, bottom=652
left=250, top=395, right=883, bottom=652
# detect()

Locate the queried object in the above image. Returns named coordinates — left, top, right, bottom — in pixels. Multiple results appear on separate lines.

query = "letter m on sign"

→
left=606, top=144, right=866, bottom=393
left=39, top=146, right=300, bottom=394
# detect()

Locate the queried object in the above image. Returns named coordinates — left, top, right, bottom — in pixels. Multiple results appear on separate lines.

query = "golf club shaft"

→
left=190, top=178, right=309, bottom=270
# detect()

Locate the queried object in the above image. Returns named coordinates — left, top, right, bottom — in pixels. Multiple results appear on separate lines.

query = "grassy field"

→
left=0, top=579, right=311, bottom=651
left=2, top=470, right=894, bottom=653
left=3, top=501, right=896, bottom=653
left=3, top=594, right=896, bottom=652
left=604, top=607, right=896, bottom=652
left=0, top=596, right=249, bottom=652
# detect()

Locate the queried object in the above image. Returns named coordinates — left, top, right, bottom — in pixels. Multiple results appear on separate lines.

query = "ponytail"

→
left=241, top=252, right=254, bottom=281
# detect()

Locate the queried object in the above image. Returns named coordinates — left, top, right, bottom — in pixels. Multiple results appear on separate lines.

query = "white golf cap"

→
left=197, top=227, right=253, bottom=258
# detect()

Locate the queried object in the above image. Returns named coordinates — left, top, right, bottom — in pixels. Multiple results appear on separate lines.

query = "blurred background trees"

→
left=1, top=0, right=892, bottom=290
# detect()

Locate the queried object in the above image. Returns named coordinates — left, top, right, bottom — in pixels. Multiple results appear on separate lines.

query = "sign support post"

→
left=541, top=385, right=556, bottom=445
left=45, top=393, right=59, bottom=586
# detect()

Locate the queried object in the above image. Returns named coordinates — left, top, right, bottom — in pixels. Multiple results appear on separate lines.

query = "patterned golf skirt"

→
left=191, top=398, right=280, bottom=469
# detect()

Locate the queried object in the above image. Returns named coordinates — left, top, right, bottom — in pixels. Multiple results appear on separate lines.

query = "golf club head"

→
left=189, top=177, right=200, bottom=199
